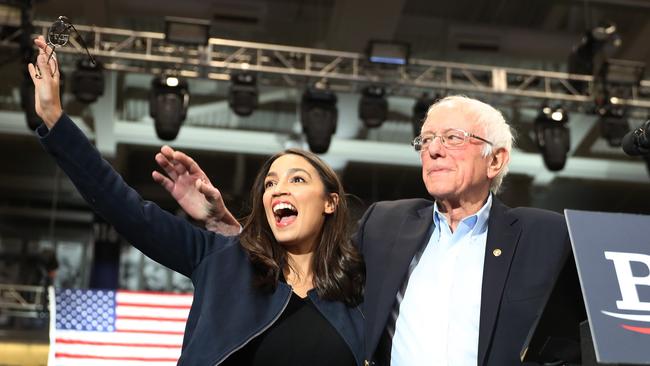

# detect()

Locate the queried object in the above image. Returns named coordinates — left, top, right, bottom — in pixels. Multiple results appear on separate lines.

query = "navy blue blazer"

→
left=356, top=198, right=571, bottom=365
left=37, top=114, right=365, bottom=366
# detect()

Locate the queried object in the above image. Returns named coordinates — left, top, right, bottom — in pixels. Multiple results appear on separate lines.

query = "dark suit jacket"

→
left=356, top=197, right=571, bottom=365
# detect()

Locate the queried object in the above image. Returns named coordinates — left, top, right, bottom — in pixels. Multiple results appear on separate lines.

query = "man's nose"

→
left=425, top=136, right=444, bottom=157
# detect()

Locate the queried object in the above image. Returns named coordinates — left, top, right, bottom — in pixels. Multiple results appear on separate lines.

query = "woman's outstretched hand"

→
left=27, top=36, right=62, bottom=128
left=152, top=146, right=241, bottom=236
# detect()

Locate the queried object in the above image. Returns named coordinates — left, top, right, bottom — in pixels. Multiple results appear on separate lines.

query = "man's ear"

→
left=487, top=147, right=509, bottom=180
left=325, top=193, right=339, bottom=214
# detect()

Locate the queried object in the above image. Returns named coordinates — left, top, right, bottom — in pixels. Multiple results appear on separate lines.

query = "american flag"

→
left=48, top=288, right=193, bottom=366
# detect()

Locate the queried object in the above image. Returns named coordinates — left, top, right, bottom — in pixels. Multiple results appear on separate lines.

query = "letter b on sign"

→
left=604, top=251, right=650, bottom=312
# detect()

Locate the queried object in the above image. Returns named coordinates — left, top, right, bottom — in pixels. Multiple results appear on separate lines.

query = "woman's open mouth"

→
left=273, top=202, right=298, bottom=227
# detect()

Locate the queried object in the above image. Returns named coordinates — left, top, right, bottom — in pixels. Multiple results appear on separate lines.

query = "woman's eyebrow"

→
left=266, top=168, right=312, bottom=178
left=287, top=168, right=312, bottom=178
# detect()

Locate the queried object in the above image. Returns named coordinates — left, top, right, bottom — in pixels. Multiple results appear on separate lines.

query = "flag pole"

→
left=47, top=286, right=56, bottom=366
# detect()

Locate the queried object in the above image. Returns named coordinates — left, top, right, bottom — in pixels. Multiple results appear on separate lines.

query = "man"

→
left=153, top=95, right=574, bottom=365
left=355, top=96, right=572, bottom=365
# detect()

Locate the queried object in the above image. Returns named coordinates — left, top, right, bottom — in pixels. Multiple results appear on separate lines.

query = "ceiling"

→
left=30, top=0, right=650, bottom=69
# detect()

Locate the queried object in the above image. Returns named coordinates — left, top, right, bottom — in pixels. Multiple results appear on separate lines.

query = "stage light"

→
left=367, top=40, right=410, bottom=65
left=300, top=85, right=337, bottom=154
left=228, top=72, right=258, bottom=117
left=568, top=21, right=622, bottom=93
left=71, top=58, right=104, bottom=104
left=411, top=93, right=438, bottom=138
left=165, top=76, right=179, bottom=87
left=359, top=85, right=387, bottom=128
left=149, top=75, right=189, bottom=141
left=534, top=105, right=570, bottom=171
left=597, top=103, right=629, bottom=147
left=550, top=108, right=566, bottom=122
left=164, top=17, right=210, bottom=45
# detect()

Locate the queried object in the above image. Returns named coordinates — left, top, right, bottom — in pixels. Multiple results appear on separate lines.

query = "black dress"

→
left=221, top=292, right=356, bottom=365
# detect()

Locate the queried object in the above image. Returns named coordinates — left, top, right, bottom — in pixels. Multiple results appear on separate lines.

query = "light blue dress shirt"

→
left=390, top=195, right=492, bottom=366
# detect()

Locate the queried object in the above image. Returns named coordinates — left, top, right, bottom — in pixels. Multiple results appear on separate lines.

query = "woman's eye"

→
left=291, top=176, right=306, bottom=183
left=264, top=181, right=275, bottom=189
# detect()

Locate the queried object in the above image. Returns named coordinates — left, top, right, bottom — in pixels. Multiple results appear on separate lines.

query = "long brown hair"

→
left=239, top=148, right=364, bottom=306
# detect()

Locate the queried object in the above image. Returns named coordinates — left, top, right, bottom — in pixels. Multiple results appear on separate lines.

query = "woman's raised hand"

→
left=152, top=146, right=241, bottom=235
left=27, top=36, right=62, bottom=128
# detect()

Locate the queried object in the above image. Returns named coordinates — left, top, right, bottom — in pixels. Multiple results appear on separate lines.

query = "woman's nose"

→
left=272, top=180, right=288, bottom=196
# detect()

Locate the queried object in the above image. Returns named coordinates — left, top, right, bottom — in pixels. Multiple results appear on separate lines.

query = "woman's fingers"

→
left=34, top=36, right=49, bottom=54
left=160, top=145, right=175, bottom=160
left=159, top=145, right=191, bottom=177
left=31, top=36, right=58, bottom=79
left=27, top=63, right=38, bottom=82
left=169, top=150, right=199, bottom=176
left=155, top=152, right=178, bottom=180
left=197, top=180, right=221, bottom=203
left=152, top=171, right=174, bottom=192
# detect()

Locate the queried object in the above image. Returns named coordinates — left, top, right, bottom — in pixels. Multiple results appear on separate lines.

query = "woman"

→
left=28, top=36, right=364, bottom=365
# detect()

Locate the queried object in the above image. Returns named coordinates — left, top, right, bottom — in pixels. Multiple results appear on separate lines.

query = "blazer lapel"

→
left=477, top=198, right=522, bottom=366
left=366, top=204, right=434, bottom=357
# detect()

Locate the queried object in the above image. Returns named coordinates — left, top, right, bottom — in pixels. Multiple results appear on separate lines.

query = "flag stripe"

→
left=116, top=306, right=189, bottom=319
left=54, top=329, right=184, bottom=344
left=54, top=344, right=181, bottom=359
left=115, top=329, right=185, bottom=335
left=115, top=318, right=186, bottom=332
left=50, top=359, right=176, bottom=366
left=55, top=338, right=182, bottom=348
left=55, top=353, right=179, bottom=362
left=119, top=290, right=193, bottom=297
left=116, top=302, right=191, bottom=310
left=116, top=292, right=193, bottom=306
left=117, top=315, right=188, bottom=322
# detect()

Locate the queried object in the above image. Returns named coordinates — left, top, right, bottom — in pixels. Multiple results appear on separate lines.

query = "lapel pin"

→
left=493, top=248, right=502, bottom=257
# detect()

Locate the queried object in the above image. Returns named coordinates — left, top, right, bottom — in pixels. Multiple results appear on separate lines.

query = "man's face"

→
left=419, top=107, right=493, bottom=202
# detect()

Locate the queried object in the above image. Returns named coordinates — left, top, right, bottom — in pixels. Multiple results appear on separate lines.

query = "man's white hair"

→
left=425, top=95, right=515, bottom=194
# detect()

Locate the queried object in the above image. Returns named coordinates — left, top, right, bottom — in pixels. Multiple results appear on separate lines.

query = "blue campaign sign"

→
left=565, top=209, right=650, bottom=365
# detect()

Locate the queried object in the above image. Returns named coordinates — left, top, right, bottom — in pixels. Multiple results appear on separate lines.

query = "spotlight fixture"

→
left=411, top=93, right=438, bottom=138
left=597, top=103, right=629, bottom=147
left=71, top=58, right=104, bottom=104
left=622, top=120, right=650, bottom=156
left=164, top=17, right=210, bottom=45
left=568, top=20, right=622, bottom=93
left=359, top=85, right=388, bottom=128
left=534, top=105, right=570, bottom=171
left=300, top=85, right=337, bottom=154
left=228, top=72, right=258, bottom=117
left=149, top=75, right=189, bottom=141
left=367, top=40, right=410, bottom=65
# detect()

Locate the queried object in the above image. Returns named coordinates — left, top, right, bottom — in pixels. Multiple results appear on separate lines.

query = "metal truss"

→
left=0, top=284, right=47, bottom=318
left=0, top=20, right=642, bottom=186
left=26, top=20, right=650, bottom=110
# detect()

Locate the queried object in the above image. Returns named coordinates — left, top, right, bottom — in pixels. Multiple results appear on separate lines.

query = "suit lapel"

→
left=367, top=204, right=434, bottom=357
left=477, top=198, right=522, bottom=366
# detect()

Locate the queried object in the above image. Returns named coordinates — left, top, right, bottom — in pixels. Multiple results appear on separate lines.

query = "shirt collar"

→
left=433, top=194, right=493, bottom=235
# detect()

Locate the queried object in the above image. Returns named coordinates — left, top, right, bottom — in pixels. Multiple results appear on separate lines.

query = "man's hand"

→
left=27, top=36, right=62, bottom=128
left=152, top=146, right=241, bottom=235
